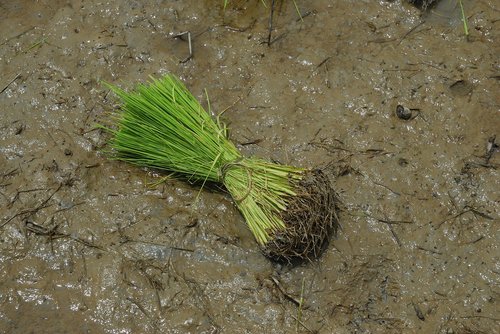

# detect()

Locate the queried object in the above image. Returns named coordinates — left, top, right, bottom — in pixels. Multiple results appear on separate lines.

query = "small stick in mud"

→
left=1, top=183, right=62, bottom=229
left=289, top=313, right=315, bottom=333
left=296, top=277, right=306, bottom=332
left=388, top=224, right=402, bottom=247
left=436, top=205, right=494, bottom=229
left=1, top=73, right=21, bottom=95
left=25, top=218, right=105, bottom=251
left=270, top=276, right=301, bottom=306
left=485, top=135, right=498, bottom=164
left=267, top=0, right=276, bottom=46
left=126, top=296, right=160, bottom=330
left=173, top=31, right=192, bottom=63
left=416, top=246, right=442, bottom=255
left=397, top=21, right=425, bottom=45
left=9, top=187, right=46, bottom=208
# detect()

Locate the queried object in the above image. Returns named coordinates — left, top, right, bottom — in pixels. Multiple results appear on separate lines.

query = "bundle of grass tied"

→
left=102, top=75, right=337, bottom=261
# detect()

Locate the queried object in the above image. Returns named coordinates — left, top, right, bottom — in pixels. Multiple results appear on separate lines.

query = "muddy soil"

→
left=1, top=1, right=499, bottom=333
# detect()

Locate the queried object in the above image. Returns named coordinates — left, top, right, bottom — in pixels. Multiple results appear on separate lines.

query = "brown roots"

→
left=407, top=0, right=438, bottom=10
left=262, top=169, right=339, bottom=262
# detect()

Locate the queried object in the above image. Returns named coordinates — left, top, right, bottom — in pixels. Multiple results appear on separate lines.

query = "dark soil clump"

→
left=407, top=0, right=438, bottom=10
left=262, top=169, right=339, bottom=262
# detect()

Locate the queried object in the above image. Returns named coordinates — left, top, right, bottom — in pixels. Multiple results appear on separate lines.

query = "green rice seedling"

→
left=458, top=0, right=469, bottom=36
left=102, top=75, right=337, bottom=261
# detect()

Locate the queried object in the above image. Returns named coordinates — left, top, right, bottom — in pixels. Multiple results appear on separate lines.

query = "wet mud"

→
left=1, top=1, right=499, bottom=333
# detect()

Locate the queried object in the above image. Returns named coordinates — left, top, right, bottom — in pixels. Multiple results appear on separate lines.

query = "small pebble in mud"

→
left=64, top=148, right=73, bottom=156
left=398, top=158, right=409, bottom=167
left=14, top=123, right=25, bottom=135
left=413, top=302, right=425, bottom=321
left=396, top=104, right=412, bottom=120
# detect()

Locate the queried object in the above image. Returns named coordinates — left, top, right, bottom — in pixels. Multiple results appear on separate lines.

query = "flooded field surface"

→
left=1, top=0, right=499, bottom=333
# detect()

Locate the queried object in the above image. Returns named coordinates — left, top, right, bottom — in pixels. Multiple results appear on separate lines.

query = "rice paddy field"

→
left=1, top=1, right=499, bottom=333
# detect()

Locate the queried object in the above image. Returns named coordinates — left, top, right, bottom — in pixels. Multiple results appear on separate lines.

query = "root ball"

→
left=262, top=169, right=339, bottom=262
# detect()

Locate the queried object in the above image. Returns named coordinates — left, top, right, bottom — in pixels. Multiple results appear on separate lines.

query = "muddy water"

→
left=1, top=1, right=499, bottom=333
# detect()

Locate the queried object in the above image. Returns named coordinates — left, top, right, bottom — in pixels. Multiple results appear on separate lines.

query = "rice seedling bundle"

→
left=103, top=75, right=337, bottom=261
